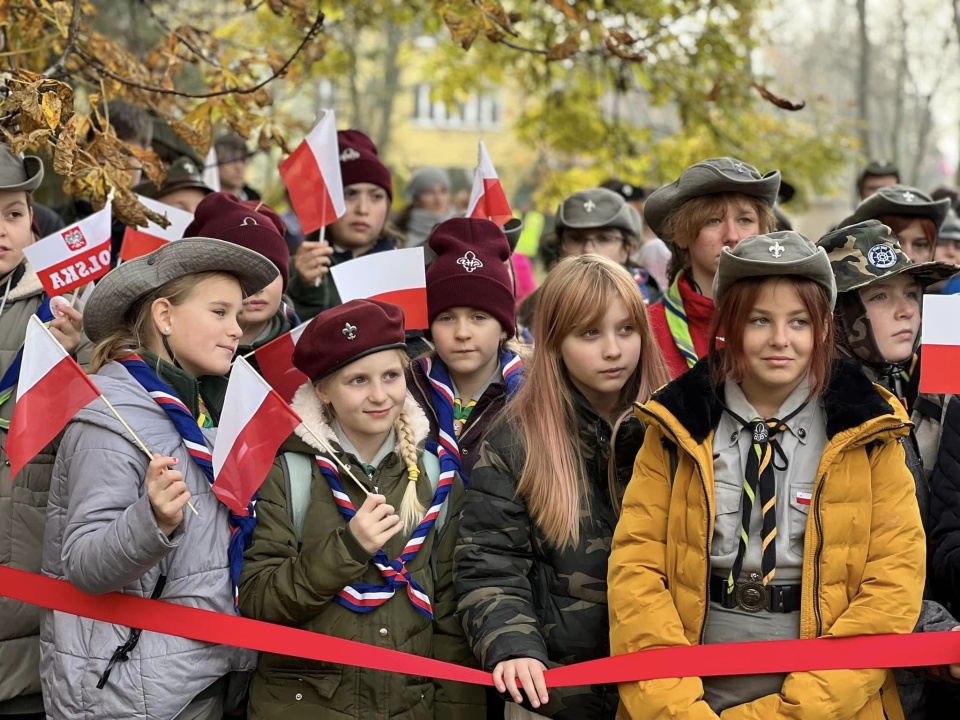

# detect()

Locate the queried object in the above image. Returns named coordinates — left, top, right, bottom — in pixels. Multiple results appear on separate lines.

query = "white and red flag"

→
left=252, top=321, right=311, bottom=403
left=119, top=195, right=193, bottom=261
left=921, top=295, right=960, bottom=394
left=23, top=206, right=113, bottom=295
left=279, top=110, right=345, bottom=235
left=330, top=247, right=428, bottom=330
left=7, top=316, right=100, bottom=480
left=465, top=140, right=512, bottom=227
left=212, top=357, right=302, bottom=514
left=203, top=146, right=222, bottom=193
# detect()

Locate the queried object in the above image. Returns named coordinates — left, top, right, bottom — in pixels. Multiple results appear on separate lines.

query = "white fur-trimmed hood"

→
left=7, top=261, right=43, bottom=302
left=289, top=382, right=431, bottom=455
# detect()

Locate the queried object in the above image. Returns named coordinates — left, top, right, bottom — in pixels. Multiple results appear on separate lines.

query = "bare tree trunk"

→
left=374, top=20, right=404, bottom=158
left=889, top=0, right=908, bottom=167
left=953, top=0, right=960, bottom=184
left=856, top=0, right=872, bottom=159
left=910, top=97, right=934, bottom=187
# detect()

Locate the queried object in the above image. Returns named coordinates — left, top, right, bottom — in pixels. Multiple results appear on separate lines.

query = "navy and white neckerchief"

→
left=316, top=448, right=454, bottom=618
left=416, top=348, right=523, bottom=489
left=116, top=354, right=254, bottom=611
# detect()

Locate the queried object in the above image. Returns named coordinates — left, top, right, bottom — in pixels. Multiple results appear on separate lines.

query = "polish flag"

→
left=212, top=357, right=302, bottom=514
left=7, top=316, right=100, bottom=480
left=252, top=321, right=311, bottom=403
left=23, top=206, right=113, bottom=295
left=921, top=295, right=960, bottom=394
left=330, top=247, right=428, bottom=329
left=119, top=196, right=193, bottom=261
left=279, top=110, right=345, bottom=235
left=465, top=140, right=512, bottom=227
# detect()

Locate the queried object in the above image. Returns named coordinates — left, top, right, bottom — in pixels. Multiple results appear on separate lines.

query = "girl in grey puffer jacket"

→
left=40, top=236, right=278, bottom=720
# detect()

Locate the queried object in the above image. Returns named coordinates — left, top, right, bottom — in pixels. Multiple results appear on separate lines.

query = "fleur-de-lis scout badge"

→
left=340, top=148, right=360, bottom=162
left=583, top=199, right=597, bottom=212
left=342, top=322, right=358, bottom=340
left=902, top=190, right=916, bottom=203
left=457, top=251, right=484, bottom=273
left=734, top=162, right=745, bottom=173
left=768, top=241, right=785, bottom=258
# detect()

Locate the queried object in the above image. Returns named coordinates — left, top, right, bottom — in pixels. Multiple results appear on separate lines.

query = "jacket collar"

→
left=646, top=354, right=902, bottom=445
left=289, top=382, right=430, bottom=457
left=5, top=261, right=43, bottom=302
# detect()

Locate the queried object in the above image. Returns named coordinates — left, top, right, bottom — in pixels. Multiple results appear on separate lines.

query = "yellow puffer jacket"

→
left=608, top=359, right=926, bottom=720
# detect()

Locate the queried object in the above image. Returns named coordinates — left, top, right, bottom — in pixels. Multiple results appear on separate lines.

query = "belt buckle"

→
left=735, top=573, right=768, bottom=613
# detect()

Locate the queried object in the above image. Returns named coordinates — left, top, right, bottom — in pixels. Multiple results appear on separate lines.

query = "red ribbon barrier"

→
left=3, top=564, right=960, bottom=688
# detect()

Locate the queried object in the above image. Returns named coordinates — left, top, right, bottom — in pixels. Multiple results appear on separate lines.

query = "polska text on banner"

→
left=22, top=206, right=113, bottom=295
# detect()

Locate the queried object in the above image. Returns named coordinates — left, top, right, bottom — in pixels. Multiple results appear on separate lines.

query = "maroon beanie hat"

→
left=184, top=191, right=290, bottom=292
left=338, top=130, right=393, bottom=201
left=426, top=218, right=516, bottom=337
left=293, top=299, right=407, bottom=382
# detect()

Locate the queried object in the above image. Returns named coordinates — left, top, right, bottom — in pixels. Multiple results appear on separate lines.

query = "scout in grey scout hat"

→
left=839, top=185, right=951, bottom=231
left=644, top=157, right=781, bottom=241
left=937, top=210, right=960, bottom=265
left=83, top=237, right=278, bottom=343
left=0, top=145, right=44, bottom=192
left=714, top=230, right=836, bottom=308
left=134, top=156, right=213, bottom=200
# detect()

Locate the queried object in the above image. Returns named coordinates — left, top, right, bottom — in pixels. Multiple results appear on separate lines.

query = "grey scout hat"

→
left=713, top=230, right=837, bottom=309
left=84, top=237, right=279, bottom=343
left=0, top=145, right=44, bottom=192
left=940, top=210, right=960, bottom=243
left=839, top=184, right=951, bottom=230
left=644, top=157, right=781, bottom=241
left=555, top=187, right=639, bottom=237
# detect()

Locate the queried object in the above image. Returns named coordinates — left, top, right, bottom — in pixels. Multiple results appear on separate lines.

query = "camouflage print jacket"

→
left=454, top=390, right=644, bottom=720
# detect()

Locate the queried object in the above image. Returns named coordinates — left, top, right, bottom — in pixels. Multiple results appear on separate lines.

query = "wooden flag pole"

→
left=314, top=225, right=326, bottom=288
left=297, top=421, right=371, bottom=497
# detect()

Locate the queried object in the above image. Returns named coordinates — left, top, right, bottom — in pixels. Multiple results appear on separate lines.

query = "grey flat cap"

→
left=644, top=158, right=781, bottom=241
left=84, top=237, right=279, bottom=343
left=0, top=145, right=43, bottom=192
left=713, top=230, right=836, bottom=309
left=839, top=184, right=951, bottom=230
left=555, top=187, right=638, bottom=236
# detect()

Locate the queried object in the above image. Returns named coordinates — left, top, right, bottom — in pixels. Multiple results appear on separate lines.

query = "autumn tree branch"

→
left=73, top=8, right=325, bottom=99
left=138, top=0, right=222, bottom=69
left=43, top=0, right=83, bottom=79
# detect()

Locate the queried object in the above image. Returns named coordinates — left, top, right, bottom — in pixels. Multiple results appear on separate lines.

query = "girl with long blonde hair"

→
left=454, top=254, right=669, bottom=720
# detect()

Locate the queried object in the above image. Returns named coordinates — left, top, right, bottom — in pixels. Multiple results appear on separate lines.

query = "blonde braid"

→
left=396, top=411, right=425, bottom=528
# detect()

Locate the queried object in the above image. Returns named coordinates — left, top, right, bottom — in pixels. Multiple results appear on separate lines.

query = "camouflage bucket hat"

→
left=643, top=157, right=781, bottom=241
left=839, top=184, right=951, bottom=230
left=816, top=219, right=958, bottom=294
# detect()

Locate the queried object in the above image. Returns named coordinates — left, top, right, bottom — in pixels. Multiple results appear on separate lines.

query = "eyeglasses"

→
left=561, top=230, right=625, bottom=250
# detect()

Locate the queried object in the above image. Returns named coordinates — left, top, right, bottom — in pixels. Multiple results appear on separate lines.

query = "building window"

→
left=412, top=83, right=503, bottom=130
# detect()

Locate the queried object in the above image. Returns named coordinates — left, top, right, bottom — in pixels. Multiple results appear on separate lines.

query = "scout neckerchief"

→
left=416, top=348, right=523, bottom=488
left=720, top=400, right=808, bottom=591
left=116, top=354, right=254, bottom=610
left=663, top=270, right=699, bottom=369
left=316, top=447, right=455, bottom=619
left=0, top=294, right=53, bottom=430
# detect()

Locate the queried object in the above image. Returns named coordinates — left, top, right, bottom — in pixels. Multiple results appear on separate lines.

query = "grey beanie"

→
left=713, top=230, right=837, bottom=309
left=405, top=167, right=452, bottom=204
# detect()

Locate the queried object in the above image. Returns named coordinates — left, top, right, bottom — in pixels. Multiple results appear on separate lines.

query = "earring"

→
left=163, top=326, right=171, bottom=334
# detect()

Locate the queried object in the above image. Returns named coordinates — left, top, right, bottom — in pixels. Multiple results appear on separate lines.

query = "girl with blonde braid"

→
left=239, top=299, right=484, bottom=720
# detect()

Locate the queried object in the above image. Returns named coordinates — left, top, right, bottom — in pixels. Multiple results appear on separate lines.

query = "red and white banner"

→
left=921, top=295, right=960, bottom=394
left=330, top=247, right=428, bottom=329
left=119, top=195, right=193, bottom=261
left=253, top=321, right=311, bottom=403
left=465, top=140, right=512, bottom=227
left=203, top=146, right=222, bottom=193
left=279, top=110, right=345, bottom=235
left=23, top=206, right=113, bottom=295
left=7, top=316, right=100, bottom=479
left=212, top=357, right=302, bottom=514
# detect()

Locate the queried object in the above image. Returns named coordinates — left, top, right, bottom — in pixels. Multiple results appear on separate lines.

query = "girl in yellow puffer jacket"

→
left=608, top=230, right=926, bottom=720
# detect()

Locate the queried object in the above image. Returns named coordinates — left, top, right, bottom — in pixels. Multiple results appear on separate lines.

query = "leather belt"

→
left=709, top=574, right=802, bottom=614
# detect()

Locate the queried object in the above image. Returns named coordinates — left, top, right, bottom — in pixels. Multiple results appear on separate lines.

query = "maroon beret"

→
left=426, top=217, right=516, bottom=336
left=338, top=130, right=393, bottom=201
left=184, top=192, right=290, bottom=292
left=293, top=299, right=407, bottom=382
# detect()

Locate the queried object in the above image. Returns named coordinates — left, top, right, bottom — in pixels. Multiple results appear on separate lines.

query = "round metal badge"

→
left=866, top=244, right=897, bottom=269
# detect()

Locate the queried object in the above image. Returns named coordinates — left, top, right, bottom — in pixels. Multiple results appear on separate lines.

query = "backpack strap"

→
left=281, top=452, right=315, bottom=544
